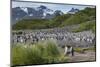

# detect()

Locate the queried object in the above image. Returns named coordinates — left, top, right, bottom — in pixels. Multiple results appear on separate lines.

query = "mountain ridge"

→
left=12, top=5, right=81, bottom=24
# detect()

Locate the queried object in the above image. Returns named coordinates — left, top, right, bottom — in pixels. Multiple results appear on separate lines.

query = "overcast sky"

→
left=12, top=1, right=95, bottom=13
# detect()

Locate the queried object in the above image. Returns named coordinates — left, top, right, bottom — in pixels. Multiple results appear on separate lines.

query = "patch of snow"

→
left=29, top=14, right=33, bottom=16
left=20, top=7, right=28, bottom=14
left=15, top=18, right=18, bottom=20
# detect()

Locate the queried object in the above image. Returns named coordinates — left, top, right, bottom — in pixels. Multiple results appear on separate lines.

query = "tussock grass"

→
left=12, top=40, right=69, bottom=66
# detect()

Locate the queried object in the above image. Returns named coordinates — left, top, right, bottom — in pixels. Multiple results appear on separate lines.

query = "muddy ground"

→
left=67, top=50, right=96, bottom=62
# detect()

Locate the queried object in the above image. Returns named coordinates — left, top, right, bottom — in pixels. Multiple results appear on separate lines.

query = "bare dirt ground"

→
left=67, top=51, right=96, bottom=62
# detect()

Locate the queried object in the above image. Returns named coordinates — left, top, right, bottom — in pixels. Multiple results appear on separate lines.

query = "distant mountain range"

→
left=12, top=5, right=79, bottom=24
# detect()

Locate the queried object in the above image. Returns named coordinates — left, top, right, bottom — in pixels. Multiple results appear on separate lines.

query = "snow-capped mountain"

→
left=12, top=5, right=54, bottom=23
left=12, top=7, right=27, bottom=24
left=12, top=5, right=64, bottom=24
left=67, top=8, right=79, bottom=14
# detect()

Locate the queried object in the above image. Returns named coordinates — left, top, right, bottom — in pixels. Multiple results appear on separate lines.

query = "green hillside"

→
left=72, top=20, right=96, bottom=32
left=13, top=19, right=51, bottom=30
left=60, top=7, right=96, bottom=26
